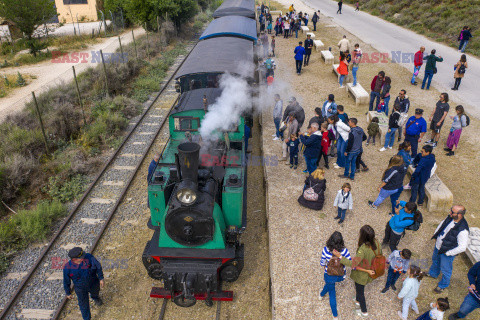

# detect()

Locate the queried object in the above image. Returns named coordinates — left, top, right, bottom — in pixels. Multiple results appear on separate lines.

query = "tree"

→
left=0, top=0, right=57, bottom=56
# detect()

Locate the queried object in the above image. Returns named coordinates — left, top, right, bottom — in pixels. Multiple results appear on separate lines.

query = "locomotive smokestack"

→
left=177, top=142, right=200, bottom=185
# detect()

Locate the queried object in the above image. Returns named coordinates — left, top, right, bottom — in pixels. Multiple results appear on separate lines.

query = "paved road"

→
left=302, top=0, right=480, bottom=117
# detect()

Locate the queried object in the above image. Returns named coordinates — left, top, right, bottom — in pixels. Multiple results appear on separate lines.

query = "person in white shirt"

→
left=337, top=35, right=350, bottom=53
left=426, top=205, right=469, bottom=293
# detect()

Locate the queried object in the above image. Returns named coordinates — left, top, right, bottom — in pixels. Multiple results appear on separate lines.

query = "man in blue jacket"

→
left=299, top=122, right=322, bottom=174
left=449, top=261, right=480, bottom=319
left=404, top=108, right=427, bottom=156
left=382, top=201, right=416, bottom=252
left=409, top=145, right=435, bottom=207
left=321, top=94, right=337, bottom=119
left=339, top=118, right=366, bottom=181
left=294, top=41, right=306, bottom=75
left=63, top=247, right=105, bottom=320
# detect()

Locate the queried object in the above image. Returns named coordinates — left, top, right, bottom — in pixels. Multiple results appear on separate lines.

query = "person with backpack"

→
left=452, top=54, right=468, bottom=91
left=297, top=168, right=326, bottom=210
left=421, top=49, right=443, bottom=90
left=333, top=225, right=381, bottom=317
left=380, top=104, right=401, bottom=151
left=381, top=248, right=411, bottom=293
left=445, top=105, right=468, bottom=156
left=408, top=145, right=436, bottom=207
left=368, top=155, right=407, bottom=210
left=459, top=26, right=473, bottom=53
left=264, top=56, right=276, bottom=80
left=333, top=182, right=353, bottom=224
left=382, top=201, right=419, bottom=251
left=319, top=231, right=352, bottom=320
left=394, top=90, right=410, bottom=142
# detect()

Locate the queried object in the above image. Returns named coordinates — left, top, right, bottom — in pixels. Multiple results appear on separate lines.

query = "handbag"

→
left=279, top=121, right=287, bottom=132
left=303, top=181, right=319, bottom=201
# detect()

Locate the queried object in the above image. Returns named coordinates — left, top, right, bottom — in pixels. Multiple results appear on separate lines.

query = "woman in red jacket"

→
left=337, top=52, right=349, bottom=88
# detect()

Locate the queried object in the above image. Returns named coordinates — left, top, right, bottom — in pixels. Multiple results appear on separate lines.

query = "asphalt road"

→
left=303, top=0, right=480, bottom=117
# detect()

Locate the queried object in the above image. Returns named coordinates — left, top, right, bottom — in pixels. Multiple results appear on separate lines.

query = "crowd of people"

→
left=265, top=5, right=476, bottom=318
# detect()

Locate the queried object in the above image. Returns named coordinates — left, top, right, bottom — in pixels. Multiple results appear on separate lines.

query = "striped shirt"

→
left=320, top=246, right=352, bottom=277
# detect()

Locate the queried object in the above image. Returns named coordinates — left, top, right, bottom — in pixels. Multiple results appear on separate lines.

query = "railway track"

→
left=156, top=299, right=222, bottom=320
left=0, top=36, right=200, bottom=320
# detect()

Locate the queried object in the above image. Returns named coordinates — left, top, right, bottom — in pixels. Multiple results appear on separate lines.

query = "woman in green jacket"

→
left=333, top=225, right=380, bottom=317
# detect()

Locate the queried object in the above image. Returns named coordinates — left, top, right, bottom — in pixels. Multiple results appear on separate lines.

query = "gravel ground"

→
left=60, top=111, right=271, bottom=319
left=263, top=1, right=480, bottom=319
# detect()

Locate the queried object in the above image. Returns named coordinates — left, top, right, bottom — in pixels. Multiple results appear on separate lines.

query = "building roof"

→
left=199, top=16, right=257, bottom=42
left=213, top=0, right=256, bottom=19
left=175, top=37, right=254, bottom=79
left=172, top=88, right=223, bottom=114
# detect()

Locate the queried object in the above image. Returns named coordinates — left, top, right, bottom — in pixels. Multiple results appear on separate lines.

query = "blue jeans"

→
left=410, top=181, right=426, bottom=205
left=336, top=136, right=347, bottom=167
left=295, top=59, right=302, bottom=73
left=411, top=65, right=421, bottom=84
left=457, top=293, right=480, bottom=318
left=384, top=96, right=391, bottom=115
left=384, top=128, right=397, bottom=148
left=422, top=69, right=434, bottom=90
left=336, top=207, right=347, bottom=220
left=390, top=187, right=403, bottom=215
left=305, top=156, right=318, bottom=174
left=274, top=118, right=281, bottom=138
left=295, top=29, right=298, bottom=38
left=373, top=188, right=400, bottom=207
left=405, top=134, right=419, bottom=156
left=369, top=91, right=381, bottom=111
left=344, top=150, right=360, bottom=179
left=320, top=273, right=344, bottom=317
left=352, top=66, right=359, bottom=86
left=459, top=40, right=469, bottom=52
left=339, top=74, right=346, bottom=86
left=385, top=266, right=401, bottom=288
left=428, top=247, right=456, bottom=289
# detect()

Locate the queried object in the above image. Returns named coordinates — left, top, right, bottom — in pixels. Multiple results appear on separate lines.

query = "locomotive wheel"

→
left=220, top=265, right=239, bottom=282
left=174, top=295, right=197, bottom=307
left=147, top=263, right=163, bottom=280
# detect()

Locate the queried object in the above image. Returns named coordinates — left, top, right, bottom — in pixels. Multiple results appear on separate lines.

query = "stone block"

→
left=346, top=83, right=369, bottom=106
left=321, top=50, right=334, bottom=64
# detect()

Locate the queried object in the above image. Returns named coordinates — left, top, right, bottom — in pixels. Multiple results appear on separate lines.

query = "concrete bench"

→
left=270, top=10, right=283, bottom=16
left=466, top=227, right=480, bottom=264
left=301, top=26, right=309, bottom=34
left=313, top=40, right=324, bottom=51
left=321, top=50, right=334, bottom=64
left=346, top=83, right=369, bottom=106
left=332, top=64, right=340, bottom=79
left=306, top=32, right=315, bottom=39
left=366, top=111, right=388, bottom=144
left=406, top=165, right=453, bottom=213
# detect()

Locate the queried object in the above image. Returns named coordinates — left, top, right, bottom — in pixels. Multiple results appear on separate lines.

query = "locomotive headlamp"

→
left=177, top=188, right=197, bottom=205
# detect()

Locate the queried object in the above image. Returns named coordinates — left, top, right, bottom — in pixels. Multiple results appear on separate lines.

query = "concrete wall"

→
left=54, top=0, right=98, bottom=23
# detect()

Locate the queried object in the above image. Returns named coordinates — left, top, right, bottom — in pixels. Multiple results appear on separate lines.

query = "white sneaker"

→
left=334, top=164, right=341, bottom=169
left=355, top=309, right=368, bottom=317
left=339, top=86, right=345, bottom=89
left=273, top=137, right=280, bottom=140
left=403, top=184, right=411, bottom=190
left=388, top=146, right=392, bottom=149
left=272, top=133, right=277, bottom=137
left=379, top=147, right=386, bottom=152
left=397, top=311, right=406, bottom=320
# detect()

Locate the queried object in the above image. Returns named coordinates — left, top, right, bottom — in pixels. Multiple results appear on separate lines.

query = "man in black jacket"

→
left=449, top=261, right=480, bottom=319
left=304, top=34, right=314, bottom=66
left=282, top=97, right=305, bottom=132
left=394, top=90, right=410, bottom=141
left=338, top=118, right=366, bottom=181
left=308, top=107, right=324, bottom=128
left=427, top=206, right=469, bottom=293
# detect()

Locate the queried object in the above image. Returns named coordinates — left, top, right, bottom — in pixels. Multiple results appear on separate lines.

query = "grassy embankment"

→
left=344, top=0, right=480, bottom=56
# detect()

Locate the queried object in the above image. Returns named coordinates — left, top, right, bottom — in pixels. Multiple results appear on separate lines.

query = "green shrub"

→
left=0, top=252, right=8, bottom=275
left=13, top=201, right=67, bottom=242
left=42, top=174, right=88, bottom=203
left=0, top=219, right=19, bottom=251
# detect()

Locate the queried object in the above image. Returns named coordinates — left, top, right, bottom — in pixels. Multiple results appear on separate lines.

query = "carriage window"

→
left=207, top=74, right=220, bottom=88
left=189, top=79, right=202, bottom=90
left=174, top=117, right=200, bottom=131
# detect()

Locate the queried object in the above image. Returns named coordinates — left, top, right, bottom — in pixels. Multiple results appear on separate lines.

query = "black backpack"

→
left=458, top=63, right=466, bottom=74
left=403, top=211, right=423, bottom=231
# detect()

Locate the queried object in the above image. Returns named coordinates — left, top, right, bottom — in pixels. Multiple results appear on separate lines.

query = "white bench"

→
left=366, top=111, right=388, bottom=144
left=301, top=26, right=309, bottom=34
left=321, top=50, right=334, bottom=64
left=332, top=64, right=340, bottom=78
left=346, top=83, right=369, bottom=106
left=405, top=165, right=453, bottom=213
left=306, top=32, right=315, bottom=39
left=466, top=227, right=480, bottom=264
left=313, top=40, right=324, bottom=51
left=270, top=10, right=283, bottom=16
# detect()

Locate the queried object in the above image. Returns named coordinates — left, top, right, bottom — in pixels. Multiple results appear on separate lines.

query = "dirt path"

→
left=0, top=27, right=145, bottom=123
left=263, top=1, right=479, bottom=319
